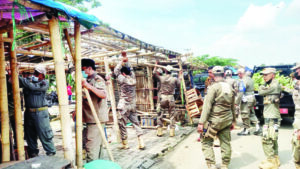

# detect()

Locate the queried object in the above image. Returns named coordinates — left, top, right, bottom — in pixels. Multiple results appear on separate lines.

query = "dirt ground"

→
left=151, top=118, right=296, bottom=169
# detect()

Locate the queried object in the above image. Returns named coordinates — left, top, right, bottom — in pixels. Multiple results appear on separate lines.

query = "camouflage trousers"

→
left=240, top=101, right=255, bottom=129
left=83, top=123, right=103, bottom=162
left=157, top=95, right=176, bottom=129
left=201, top=125, right=232, bottom=165
left=117, top=99, right=143, bottom=140
left=292, top=130, right=300, bottom=167
left=262, top=118, right=280, bottom=158
left=249, top=107, right=259, bottom=124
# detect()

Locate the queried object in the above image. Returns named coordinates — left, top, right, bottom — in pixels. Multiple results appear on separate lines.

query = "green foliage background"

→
left=188, top=54, right=238, bottom=75
left=252, top=72, right=294, bottom=91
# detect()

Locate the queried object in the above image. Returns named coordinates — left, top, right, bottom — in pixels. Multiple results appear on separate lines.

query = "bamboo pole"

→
left=16, top=49, right=53, bottom=57
left=63, top=28, right=75, bottom=62
left=8, top=31, right=25, bottom=161
left=146, top=67, right=154, bottom=110
left=0, top=36, right=13, bottom=43
left=104, top=58, right=121, bottom=142
left=83, top=88, right=115, bottom=161
left=48, top=17, right=74, bottom=163
left=74, top=22, right=83, bottom=168
left=0, top=33, right=10, bottom=162
left=90, top=48, right=139, bottom=58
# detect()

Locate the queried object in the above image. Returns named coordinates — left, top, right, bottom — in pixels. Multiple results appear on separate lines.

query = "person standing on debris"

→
left=236, top=68, right=260, bottom=136
left=81, top=58, right=108, bottom=162
left=197, top=66, right=235, bottom=169
left=153, top=62, right=182, bottom=137
left=258, top=68, right=281, bottom=169
left=114, top=52, right=145, bottom=150
left=19, top=65, right=56, bottom=158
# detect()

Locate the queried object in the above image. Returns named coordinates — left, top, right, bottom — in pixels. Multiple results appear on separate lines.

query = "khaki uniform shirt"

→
left=225, top=76, right=238, bottom=94
left=292, top=84, right=300, bottom=129
left=258, top=79, right=281, bottom=119
left=114, top=62, right=136, bottom=103
left=153, top=70, right=180, bottom=95
left=199, top=80, right=236, bottom=129
left=82, top=73, right=108, bottom=123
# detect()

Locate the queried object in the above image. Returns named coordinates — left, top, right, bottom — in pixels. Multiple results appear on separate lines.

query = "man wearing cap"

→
left=154, top=62, right=182, bottom=137
left=19, top=65, right=56, bottom=158
left=204, top=66, right=215, bottom=95
left=114, top=53, right=145, bottom=150
left=81, top=58, right=108, bottom=162
left=197, top=66, right=235, bottom=169
left=291, top=63, right=300, bottom=169
left=258, top=67, right=281, bottom=169
left=224, top=69, right=237, bottom=92
left=236, top=68, right=259, bottom=136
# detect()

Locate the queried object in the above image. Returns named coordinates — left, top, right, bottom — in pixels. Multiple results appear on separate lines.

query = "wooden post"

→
left=8, top=31, right=25, bottom=161
left=146, top=66, right=154, bottom=110
left=0, top=33, right=10, bottom=162
left=83, top=88, right=115, bottom=161
left=48, top=17, right=74, bottom=163
left=63, top=28, right=75, bottom=62
left=74, top=22, right=83, bottom=168
left=104, top=58, right=121, bottom=142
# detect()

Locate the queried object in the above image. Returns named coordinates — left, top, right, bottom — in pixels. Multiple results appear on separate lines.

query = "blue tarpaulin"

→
left=29, top=0, right=101, bottom=29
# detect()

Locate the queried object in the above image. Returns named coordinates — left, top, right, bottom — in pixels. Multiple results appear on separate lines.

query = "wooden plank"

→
left=25, top=41, right=51, bottom=51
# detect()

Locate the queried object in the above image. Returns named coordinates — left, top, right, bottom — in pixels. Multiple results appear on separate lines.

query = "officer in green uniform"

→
left=82, top=58, right=108, bottom=162
left=19, top=65, right=56, bottom=158
left=291, top=63, right=300, bottom=169
left=258, top=68, right=281, bottom=169
left=236, top=68, right=258, bottom=135
left=197, top=66, right=235, bottom=169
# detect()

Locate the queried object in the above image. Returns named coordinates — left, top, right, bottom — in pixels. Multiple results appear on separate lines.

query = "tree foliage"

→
left=55, top=0, right=101, bottom=12
left=189, top=54, right=238, bottom=67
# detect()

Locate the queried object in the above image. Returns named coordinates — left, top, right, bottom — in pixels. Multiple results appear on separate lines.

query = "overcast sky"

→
left=89, top=0, right=300, bottom=67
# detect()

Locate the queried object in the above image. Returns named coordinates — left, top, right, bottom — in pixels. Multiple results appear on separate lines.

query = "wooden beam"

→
left=0, top=36, right=13, bottom=43
left=89, top=48, right=139, bottom=59
left=63, top=29, right=75, bottom=61
left=147, top=67, right=154, bottom=110
left=74, top=22, right=83, bottom=168
left=104, top=58, right=121, bottom=143
left=16, top=49, right=53, bottom=57
left=25, top=41, right=51, bottom=51
left=17, top=40, right=43, bottom=48
left=17, top=33, right=38, bottom=41
left=0, top=33, right=10, bottom=162
left=49, top=17, right=74, bottom=164
left=8, top=31, right=25, bottom=161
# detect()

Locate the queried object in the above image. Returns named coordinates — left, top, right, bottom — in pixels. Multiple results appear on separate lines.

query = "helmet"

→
left=237, top=68, right=245, bottom=74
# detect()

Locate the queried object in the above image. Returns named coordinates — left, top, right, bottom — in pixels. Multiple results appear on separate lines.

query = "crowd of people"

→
left=197, top=64, right=300, bottom=169
left=2, top=52, right=299, bottom=169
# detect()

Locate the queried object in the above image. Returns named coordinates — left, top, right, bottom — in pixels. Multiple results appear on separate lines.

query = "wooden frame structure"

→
left=0, top=0, right=206, bottom=168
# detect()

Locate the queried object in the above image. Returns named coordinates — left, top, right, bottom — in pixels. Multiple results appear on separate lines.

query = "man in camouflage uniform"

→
left=81, top=58, right=109, bottom=162
left=197, top=66, right=235, bottom=169
left=291, top=63, right=300, bottom=169
left=154, top=63, right=181, bottom=137
left=224, top=69, right=237, bottom=92
left=258, top=68, right=281, bottom=169
left=19, top=65, right=56, bottom=158
left=154, top=68, right=163, bottom=117
left=114, top=53, right=145, bottom=150
left=236, top=68, right=259, bottom=135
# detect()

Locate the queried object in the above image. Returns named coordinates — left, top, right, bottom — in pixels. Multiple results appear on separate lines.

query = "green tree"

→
left=55, top=0, right=101, bottom=12
left=189, top=54, right=238, bottom=67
